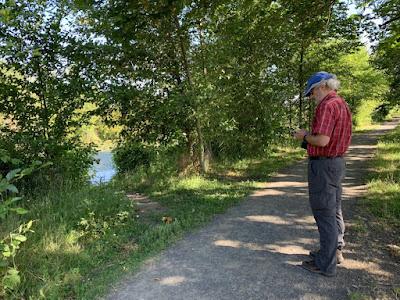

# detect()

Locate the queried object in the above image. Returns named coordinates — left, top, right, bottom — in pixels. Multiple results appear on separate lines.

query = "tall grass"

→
left=364, top=125, right=400, bottom=224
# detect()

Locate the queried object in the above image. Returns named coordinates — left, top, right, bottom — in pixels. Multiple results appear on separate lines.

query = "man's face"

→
left=310, top=85, right=323, bottom=104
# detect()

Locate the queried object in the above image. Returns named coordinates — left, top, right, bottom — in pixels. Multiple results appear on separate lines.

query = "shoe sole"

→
left=309, top=252, right=344, bottom=264
left=300, top=264, right=336, bottom=277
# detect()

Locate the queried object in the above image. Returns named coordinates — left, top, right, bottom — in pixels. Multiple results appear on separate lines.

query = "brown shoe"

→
left=309, top=249, right=344, bottom=264
left=300, top=260, right=336, bottom=277
left=336, top=249, right=344, bottom=264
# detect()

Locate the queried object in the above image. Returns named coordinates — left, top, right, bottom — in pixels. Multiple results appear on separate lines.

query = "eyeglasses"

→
left=310, top=86, right=318, bottom=96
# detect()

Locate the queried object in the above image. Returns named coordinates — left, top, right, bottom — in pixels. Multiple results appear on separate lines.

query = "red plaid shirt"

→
left=308, top=91, right=352, bottom=157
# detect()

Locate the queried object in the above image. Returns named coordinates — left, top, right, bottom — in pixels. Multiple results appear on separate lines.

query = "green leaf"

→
left=6, top=169, right=21, bottom=181
left=9, top=197, right=23, bottom=204
left=2, top=268, right=21, bottom=290
left=10, top=207, right=28, bottom=215
left=11, top=234, right=27, bottom=242
left=32, top=160, right=42, bottom=166
left=2, top=245, right=11, bottom=257
left=11, top=158, right=21, bottom=165
left=0, top=260, right=8, bottom=268
left=11, top=239, right=22, bottom=247
left=26, top=220, right=34, bottom=230
left=20, top=167, right=34, bottom=177
left=6, top=184, right=18, bottom=193
left=0, top=150, right=10, bottom=163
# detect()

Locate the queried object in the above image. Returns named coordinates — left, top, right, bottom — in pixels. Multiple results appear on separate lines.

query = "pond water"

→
left=90, top=151, right=117, bottom=184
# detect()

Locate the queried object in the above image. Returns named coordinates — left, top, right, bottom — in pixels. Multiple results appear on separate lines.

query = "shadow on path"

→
left=106, top=118, right=400, bottom=300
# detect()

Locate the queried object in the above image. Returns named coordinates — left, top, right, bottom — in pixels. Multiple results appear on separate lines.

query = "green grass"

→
left=348, top=291, right=370, bottom=300
left=364, top=124, right=400, bottom=226
left=1, top=144, right=305, bottom=299
left=354, top=99, right=383, bottom=132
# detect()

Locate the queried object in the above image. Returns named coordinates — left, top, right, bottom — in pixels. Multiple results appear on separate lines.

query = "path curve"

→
left=106, top=118, right=400, bottom=300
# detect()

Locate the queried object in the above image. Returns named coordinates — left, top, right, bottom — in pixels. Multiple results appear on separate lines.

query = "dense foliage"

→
left=74, top=0, right=361, bottom=172
left=0, top=0, right=95, bottom=182
left=358, top=0, right=400, bottom=114
left=3, top=0, right=388, bottom=176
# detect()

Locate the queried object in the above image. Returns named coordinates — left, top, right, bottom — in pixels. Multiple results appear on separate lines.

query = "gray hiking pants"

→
left=308, top=157, right=346, bottom=275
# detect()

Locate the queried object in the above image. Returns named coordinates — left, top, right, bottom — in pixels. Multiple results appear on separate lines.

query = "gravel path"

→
left=106, top=118, right=400, bottom=300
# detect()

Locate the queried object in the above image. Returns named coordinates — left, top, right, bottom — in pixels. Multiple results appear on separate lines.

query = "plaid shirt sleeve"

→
left=312, top=103, right=336, bottom=137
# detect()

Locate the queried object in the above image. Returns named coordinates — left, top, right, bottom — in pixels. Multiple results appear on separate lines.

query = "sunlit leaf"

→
left=2, top=268, right=21, bottom=290
left=11, top=234, right=27, bottom=242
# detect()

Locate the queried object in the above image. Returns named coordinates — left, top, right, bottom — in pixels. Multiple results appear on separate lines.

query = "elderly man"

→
left=294, top=71, right=352, bottom=277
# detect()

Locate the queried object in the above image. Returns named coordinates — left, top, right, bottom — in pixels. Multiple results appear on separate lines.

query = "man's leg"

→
left=307, top=160, right=338, bottom=275
left=336, top=185, right=345, bottom=249
left=336, top=159, right=346, bottom=250
left=313, top=209, right=338, bottom=275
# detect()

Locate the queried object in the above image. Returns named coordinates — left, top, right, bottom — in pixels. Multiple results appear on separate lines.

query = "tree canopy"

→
left=0, top=0, right=392, bottom=175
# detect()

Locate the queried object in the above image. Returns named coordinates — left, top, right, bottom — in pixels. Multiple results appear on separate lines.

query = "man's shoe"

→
left=336, top=249, right=344, bottom=264
left=300, top=260, right=336, bottom=277
left=309, top=249, right=344, bottom=264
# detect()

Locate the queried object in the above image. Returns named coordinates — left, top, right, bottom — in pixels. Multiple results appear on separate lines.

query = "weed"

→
left=348, top=291, right=370, bottom=300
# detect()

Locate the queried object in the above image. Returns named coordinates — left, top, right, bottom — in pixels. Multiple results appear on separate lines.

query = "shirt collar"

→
left=317, top=90, right=338, bottom=107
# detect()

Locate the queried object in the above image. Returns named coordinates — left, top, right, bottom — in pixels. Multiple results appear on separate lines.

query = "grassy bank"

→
left=364, top=123, right=400, bottom=228
left=2, top=145, right=304, bottom=299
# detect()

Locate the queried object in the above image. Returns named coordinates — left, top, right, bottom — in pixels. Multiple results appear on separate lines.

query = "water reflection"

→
left=90, top=151, right=116, bottom=184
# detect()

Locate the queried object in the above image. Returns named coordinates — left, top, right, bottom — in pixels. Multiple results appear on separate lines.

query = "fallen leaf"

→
left=162, top=216, right=174, bottom=224
left=387, top=244, right=400, bottom=257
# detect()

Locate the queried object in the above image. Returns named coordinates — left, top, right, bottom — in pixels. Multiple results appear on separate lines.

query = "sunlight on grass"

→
left=43, top=230, right=83, bottom=254
left=173, top=176, right=221, bottom=190
left=354, top=99, right=382, bottom=131
left=365, top=124, right=400, bottom=223
left=366, top=180, right=400, bottom=219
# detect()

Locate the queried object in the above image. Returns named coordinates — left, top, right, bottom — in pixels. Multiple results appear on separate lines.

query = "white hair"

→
left=316, top=75, right=340, bottom=91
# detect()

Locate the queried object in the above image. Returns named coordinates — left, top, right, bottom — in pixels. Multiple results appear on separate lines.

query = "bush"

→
left=0, top=135, right=96, bottom=192
left=372, top=103, right=391, bottom=122
left=113, top=141, right=153, bottom=173
left=0, top=150, right=50, bottom=297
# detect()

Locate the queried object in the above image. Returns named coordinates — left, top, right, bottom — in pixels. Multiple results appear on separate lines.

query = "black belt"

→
left=309, top=156, right=342, bottom=160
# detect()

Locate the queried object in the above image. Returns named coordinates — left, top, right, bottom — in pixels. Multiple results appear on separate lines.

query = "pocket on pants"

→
left=309, top=188, right=336, bottom=213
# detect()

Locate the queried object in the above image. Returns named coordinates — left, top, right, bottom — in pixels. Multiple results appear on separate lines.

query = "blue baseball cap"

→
left=304, top=71, right=334, bottom=97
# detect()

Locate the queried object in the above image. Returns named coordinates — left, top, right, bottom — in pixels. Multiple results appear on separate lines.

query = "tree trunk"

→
left=198, top=18, right=210, bottom=172
left=36, top=56, right=50, bottom=146
left=173, top=13, right=207, bottom=173
left=298, top=45, right=304, bottom=128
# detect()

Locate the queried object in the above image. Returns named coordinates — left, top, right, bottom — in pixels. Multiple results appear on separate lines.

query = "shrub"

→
left=113, top=141, right=153, bottom=173
left=0, top=150, right=50, bottom=297
left=372, top=103, right=391, bottom=122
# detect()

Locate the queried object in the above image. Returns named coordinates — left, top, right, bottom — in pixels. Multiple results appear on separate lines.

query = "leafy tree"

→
left=324, top=47, right=388, bottom=113
left=0, top=0, right=95, bottom=181
left=76, top=0, right=361, bottom=172
left=75, top=0, right=222, bottom=172
left=199, top=0, right=360, bottom=154
left=357, top=0, right=400, bottom=112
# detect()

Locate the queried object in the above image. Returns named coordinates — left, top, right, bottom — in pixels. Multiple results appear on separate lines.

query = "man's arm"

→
left=304, top=133, right=330, bottom=147
left=294, top=129, right=330, bottom=147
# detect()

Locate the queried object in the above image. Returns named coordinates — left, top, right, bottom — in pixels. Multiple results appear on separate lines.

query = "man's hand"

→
left=293, top=129, right=308, bottom=141
left=293, top=129, right=331, bottom=147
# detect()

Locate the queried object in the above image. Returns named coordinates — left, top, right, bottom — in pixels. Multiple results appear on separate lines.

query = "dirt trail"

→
left=106, top=118, right=400, bottom=300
